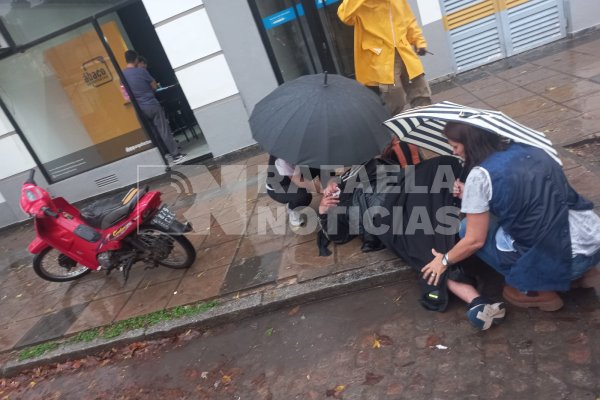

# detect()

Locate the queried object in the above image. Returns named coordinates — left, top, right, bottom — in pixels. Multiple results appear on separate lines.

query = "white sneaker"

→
left=172, top=154, right=187, bottom=164
left=288, top=208, right=304, bottom=228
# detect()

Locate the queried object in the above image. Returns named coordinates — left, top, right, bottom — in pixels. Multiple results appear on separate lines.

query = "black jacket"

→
left=318, top=156, right=463, bottom=311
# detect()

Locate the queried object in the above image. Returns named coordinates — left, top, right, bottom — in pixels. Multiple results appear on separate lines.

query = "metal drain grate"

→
left=94, top=174, right=119, bottom=188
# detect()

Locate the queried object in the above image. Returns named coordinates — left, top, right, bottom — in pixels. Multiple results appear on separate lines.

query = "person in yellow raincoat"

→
left=338, top=0, right=432, bottom=115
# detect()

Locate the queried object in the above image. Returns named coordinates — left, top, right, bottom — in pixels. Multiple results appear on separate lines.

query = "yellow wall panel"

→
left=445, top=0, right=497, bottom=30
left=44, top=21, right=141, bottom=145
left=443, top=0, right=533, bottom=30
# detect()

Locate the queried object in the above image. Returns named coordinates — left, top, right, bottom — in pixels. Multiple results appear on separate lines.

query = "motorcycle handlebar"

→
left=42, top=207, right=58, bottom=218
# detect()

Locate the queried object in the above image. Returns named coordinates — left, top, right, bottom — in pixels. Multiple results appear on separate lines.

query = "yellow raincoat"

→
left=338, top=0, right=427, bottom=86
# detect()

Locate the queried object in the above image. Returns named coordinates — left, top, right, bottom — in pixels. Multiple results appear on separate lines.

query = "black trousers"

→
left=267, top=185, right=312, bottom=210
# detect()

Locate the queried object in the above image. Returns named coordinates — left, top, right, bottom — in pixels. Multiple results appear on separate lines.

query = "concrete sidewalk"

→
left=1, top=29, right=600, bottom=372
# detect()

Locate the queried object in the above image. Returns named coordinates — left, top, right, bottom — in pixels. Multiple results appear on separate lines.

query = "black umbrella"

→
left=249, top=73, right=391, bottom=167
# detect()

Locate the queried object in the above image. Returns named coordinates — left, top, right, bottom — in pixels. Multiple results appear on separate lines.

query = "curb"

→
left=1, top=260, right=413, bottom=378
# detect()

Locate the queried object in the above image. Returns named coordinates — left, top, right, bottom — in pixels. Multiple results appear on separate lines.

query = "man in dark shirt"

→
left=122, top=50, right=185, bottom=163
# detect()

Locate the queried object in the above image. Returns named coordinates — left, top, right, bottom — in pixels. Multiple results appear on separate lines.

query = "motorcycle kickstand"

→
left=144, top=259, right=160, bottom=271
left=121, top=258, right=135, bottom=283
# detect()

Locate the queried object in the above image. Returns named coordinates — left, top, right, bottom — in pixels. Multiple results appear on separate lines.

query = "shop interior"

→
left=115, top=2, right=211, bottom=163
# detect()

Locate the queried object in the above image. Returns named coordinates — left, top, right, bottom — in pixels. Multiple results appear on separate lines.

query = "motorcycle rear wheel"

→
left=33, top=247, right=91, bottom=282
left=137, top=226, right=196, bottom=269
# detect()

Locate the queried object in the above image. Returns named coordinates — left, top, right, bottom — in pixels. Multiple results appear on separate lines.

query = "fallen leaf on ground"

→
left=425, top=334, right=441, bottom=347
left=363, top=372, right=384, bottom=386
left=372, top=333, right=393, bottom=348
left=221, top=375, right=232, bottom=385
left=288, top=306, right=300, bottom=316
left=326, top=385, right=346, bottom=397
left=376, top=334, right=393, bottom=346
left=265, top=328, right=274, bottom=336
left=186, top=369, right=199, bottom=379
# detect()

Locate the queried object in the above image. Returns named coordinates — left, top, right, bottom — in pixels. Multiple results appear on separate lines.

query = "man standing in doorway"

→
left=338, top=0, right=432, bottom=116
left=122, top=50, right=186, bottom=164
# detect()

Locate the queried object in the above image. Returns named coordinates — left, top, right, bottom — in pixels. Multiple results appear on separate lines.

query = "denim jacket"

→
left=481, top=143, right=593, bottom=291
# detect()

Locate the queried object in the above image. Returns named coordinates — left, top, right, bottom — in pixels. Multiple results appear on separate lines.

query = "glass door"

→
left=251, top=0, right=356, bottom=83
left=252, top=0, right=321, bottom=82
left=312, top=0, right=355, bottom=78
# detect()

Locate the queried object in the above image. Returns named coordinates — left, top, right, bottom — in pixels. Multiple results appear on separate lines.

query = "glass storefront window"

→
left=0, top=0, right=125, bottom=45
left=0, top=22, right=152, bottom=182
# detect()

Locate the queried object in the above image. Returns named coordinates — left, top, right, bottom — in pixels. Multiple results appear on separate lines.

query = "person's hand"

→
left=420, top=249, right=447, bottom=286
left=323, top=181, right=339, bottom=198
left=453, top=179, right=464, bottom=199
left=416, top=47, right=428, bottom=56
left=319, top=194, right=340, bottom=214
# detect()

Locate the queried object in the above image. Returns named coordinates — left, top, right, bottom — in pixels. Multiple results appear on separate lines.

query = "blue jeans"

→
left=458, top=218, right=600, bottom=281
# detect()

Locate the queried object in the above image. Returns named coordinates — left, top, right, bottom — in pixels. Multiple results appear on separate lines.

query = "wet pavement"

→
left=1, top=29, right=600, bottom=363
left=2, top=280, right=599, bottom=399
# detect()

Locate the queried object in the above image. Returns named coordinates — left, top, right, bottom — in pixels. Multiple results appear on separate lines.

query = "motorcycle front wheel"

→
left=33, top=247, right=91, bottom=282
left=137, top=226, right=196, bottom=269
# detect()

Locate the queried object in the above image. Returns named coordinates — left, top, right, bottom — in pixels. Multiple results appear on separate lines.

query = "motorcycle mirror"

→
left=25, top=169, right=36, bottom=184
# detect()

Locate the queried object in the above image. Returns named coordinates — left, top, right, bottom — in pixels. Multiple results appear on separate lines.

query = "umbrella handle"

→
left=323, top=71, right=328, bottom=87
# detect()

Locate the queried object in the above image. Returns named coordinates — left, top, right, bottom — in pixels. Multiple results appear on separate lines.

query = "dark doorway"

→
left=115, top=1, right=210, bottom=163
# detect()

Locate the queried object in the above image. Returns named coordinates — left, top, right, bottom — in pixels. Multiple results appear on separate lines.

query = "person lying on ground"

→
left=421, top=122, right=600, bottom=329
left=318, top=153, right=492, bottom=327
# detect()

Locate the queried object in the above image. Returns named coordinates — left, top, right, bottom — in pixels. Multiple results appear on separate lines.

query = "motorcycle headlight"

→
left=26, top=190, right=37, bottom=201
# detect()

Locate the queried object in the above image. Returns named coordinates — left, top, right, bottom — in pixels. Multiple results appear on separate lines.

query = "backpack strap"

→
left=383, top=137, right=422, bottom=167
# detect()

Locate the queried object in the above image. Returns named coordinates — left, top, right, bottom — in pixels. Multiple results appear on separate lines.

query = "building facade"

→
left=0, top=0, right=598, bottom=228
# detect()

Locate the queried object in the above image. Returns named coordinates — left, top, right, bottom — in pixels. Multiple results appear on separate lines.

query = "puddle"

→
left=565, top=138, right=600, bottom=168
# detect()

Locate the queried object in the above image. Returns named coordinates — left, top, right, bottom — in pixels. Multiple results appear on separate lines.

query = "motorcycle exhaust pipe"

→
left=168, top=220, right=193, bottom=234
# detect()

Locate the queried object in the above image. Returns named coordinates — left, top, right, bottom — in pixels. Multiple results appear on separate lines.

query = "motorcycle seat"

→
left=81, top=186, right=147, bottom=230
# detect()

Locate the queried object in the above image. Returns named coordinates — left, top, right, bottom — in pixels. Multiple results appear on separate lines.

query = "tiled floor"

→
left=1, top=30, right=600, bottom=353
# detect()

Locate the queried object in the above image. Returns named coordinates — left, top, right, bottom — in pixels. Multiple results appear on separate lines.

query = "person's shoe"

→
left=288, top=208, right=304, bottom=229
left=571, top=267, right=600, bottom=289
left=466, top=297, right=506, bottom=331
left=172, top=153, right=187, bottom=164
left=502, top=285, right=563, bottom=311
left=361, top=241, right=385, bottom=253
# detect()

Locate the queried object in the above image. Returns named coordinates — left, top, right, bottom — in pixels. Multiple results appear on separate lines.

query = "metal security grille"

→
left=441, top=0, right=565, bottom=72
left=505, top=0, right=565, bottom=54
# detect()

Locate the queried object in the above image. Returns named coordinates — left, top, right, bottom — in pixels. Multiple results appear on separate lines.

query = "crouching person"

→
left=421, top=122, right=600, bottom=330
left=265, top=155, right=322, bottom=229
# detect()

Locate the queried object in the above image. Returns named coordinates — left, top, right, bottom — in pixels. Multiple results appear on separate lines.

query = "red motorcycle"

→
left=19, top=170, right=196, bottom=282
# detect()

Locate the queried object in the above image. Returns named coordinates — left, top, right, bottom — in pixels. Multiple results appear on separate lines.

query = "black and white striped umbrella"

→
left=383, top=101, right=561, bottom=165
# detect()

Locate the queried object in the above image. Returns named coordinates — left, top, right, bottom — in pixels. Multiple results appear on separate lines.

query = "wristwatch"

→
left=442, top=253, right=452, bottom=267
